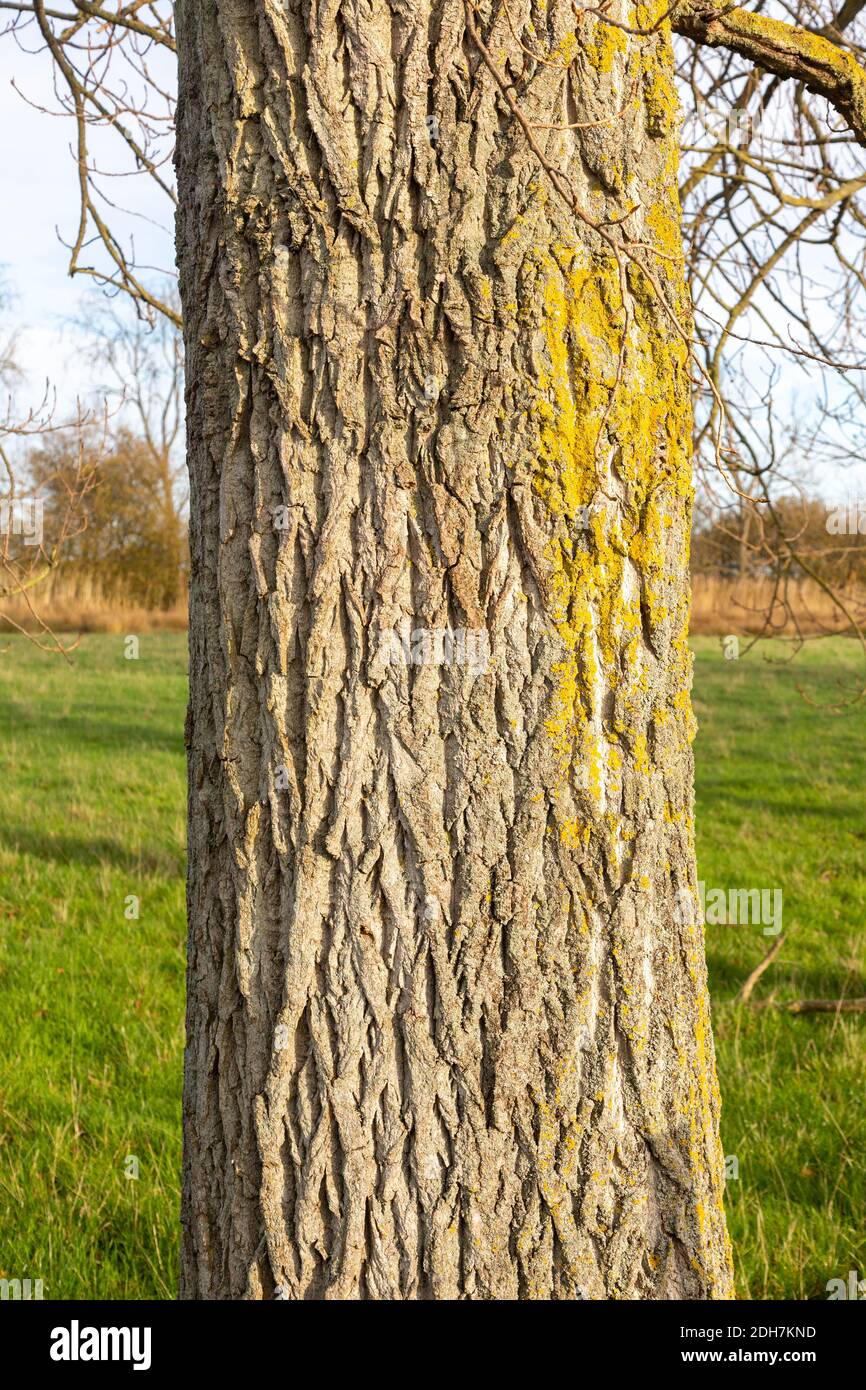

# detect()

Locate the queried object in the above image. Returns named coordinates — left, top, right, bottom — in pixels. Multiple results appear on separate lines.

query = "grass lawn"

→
left=0, top=634, right=187, bottom=1299
left=0, top=631, right=862, bottom=1299
left=693, top=636, right=866, bottom=1299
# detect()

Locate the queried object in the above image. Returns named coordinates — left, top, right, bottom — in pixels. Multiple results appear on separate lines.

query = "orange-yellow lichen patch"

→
left=527, top=234, right=693, bottom=822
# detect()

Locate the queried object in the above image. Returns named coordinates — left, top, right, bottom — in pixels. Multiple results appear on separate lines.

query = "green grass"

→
left=0, top=632, right=862, bottom=1299
left=694, top=635, right=866, bottom=1299
left=0, top=634, right=187, bottom=1299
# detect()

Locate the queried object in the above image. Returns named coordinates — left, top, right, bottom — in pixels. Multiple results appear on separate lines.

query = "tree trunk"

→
left=176, top=0, right=733, bottom=1300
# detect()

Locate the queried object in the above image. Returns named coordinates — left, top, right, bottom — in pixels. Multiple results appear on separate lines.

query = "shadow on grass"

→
left=0, top=825, right=183, bottom=877
left=0, top=707, right=184, bottom=758
left=708, top=951, right=866, bottom=1002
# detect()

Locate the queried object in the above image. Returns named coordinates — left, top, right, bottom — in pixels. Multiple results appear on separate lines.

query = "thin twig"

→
left=736, top=932, right=786, bottom=1003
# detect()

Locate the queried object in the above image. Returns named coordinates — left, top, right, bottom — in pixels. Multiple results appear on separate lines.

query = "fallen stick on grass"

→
left=737, top=934, right=786, bottom=1005
left=783, top=998, right=866, bottom=1015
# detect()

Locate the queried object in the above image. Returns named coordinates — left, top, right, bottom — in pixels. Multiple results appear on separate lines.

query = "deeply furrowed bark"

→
left=176, top=0, right=734, bottom=1300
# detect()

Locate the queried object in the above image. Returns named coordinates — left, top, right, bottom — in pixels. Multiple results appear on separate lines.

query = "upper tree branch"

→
left=673, top=2, right=866, bottom=146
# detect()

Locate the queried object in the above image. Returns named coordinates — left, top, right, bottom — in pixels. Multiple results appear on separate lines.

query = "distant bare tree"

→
left=78, top=290, right=187, bottom=586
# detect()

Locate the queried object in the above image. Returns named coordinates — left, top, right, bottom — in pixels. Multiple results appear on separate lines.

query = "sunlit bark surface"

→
left=176, top=0, right=733, bottom=1300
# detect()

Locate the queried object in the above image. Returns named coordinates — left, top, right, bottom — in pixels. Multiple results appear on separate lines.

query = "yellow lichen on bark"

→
left=528, top=237, right=694, bottom=796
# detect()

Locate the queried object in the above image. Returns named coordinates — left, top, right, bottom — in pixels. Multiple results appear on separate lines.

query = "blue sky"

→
left=0, top=36, right=175, bottom=418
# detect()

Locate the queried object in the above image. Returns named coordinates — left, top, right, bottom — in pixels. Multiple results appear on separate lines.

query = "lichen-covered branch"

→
left=673, top=1, right=866, bottom=145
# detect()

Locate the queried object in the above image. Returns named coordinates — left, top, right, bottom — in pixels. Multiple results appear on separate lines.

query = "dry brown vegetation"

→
left=6, top=572, right=863, bottom=641
left=0, top=574, right=187, bottom=636
left=690, top=575, right=866, bottom=636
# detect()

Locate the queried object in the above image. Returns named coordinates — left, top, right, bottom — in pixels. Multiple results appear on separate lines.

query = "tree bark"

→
left=176, top=0, right=734, bottom=1300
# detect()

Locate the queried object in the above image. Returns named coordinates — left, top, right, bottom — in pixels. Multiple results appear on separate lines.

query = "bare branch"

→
left=674, top=1, right=866, bottom=144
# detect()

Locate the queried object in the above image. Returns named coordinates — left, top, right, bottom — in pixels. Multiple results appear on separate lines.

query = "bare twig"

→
left=737, top=932, right=786, bottom=1003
